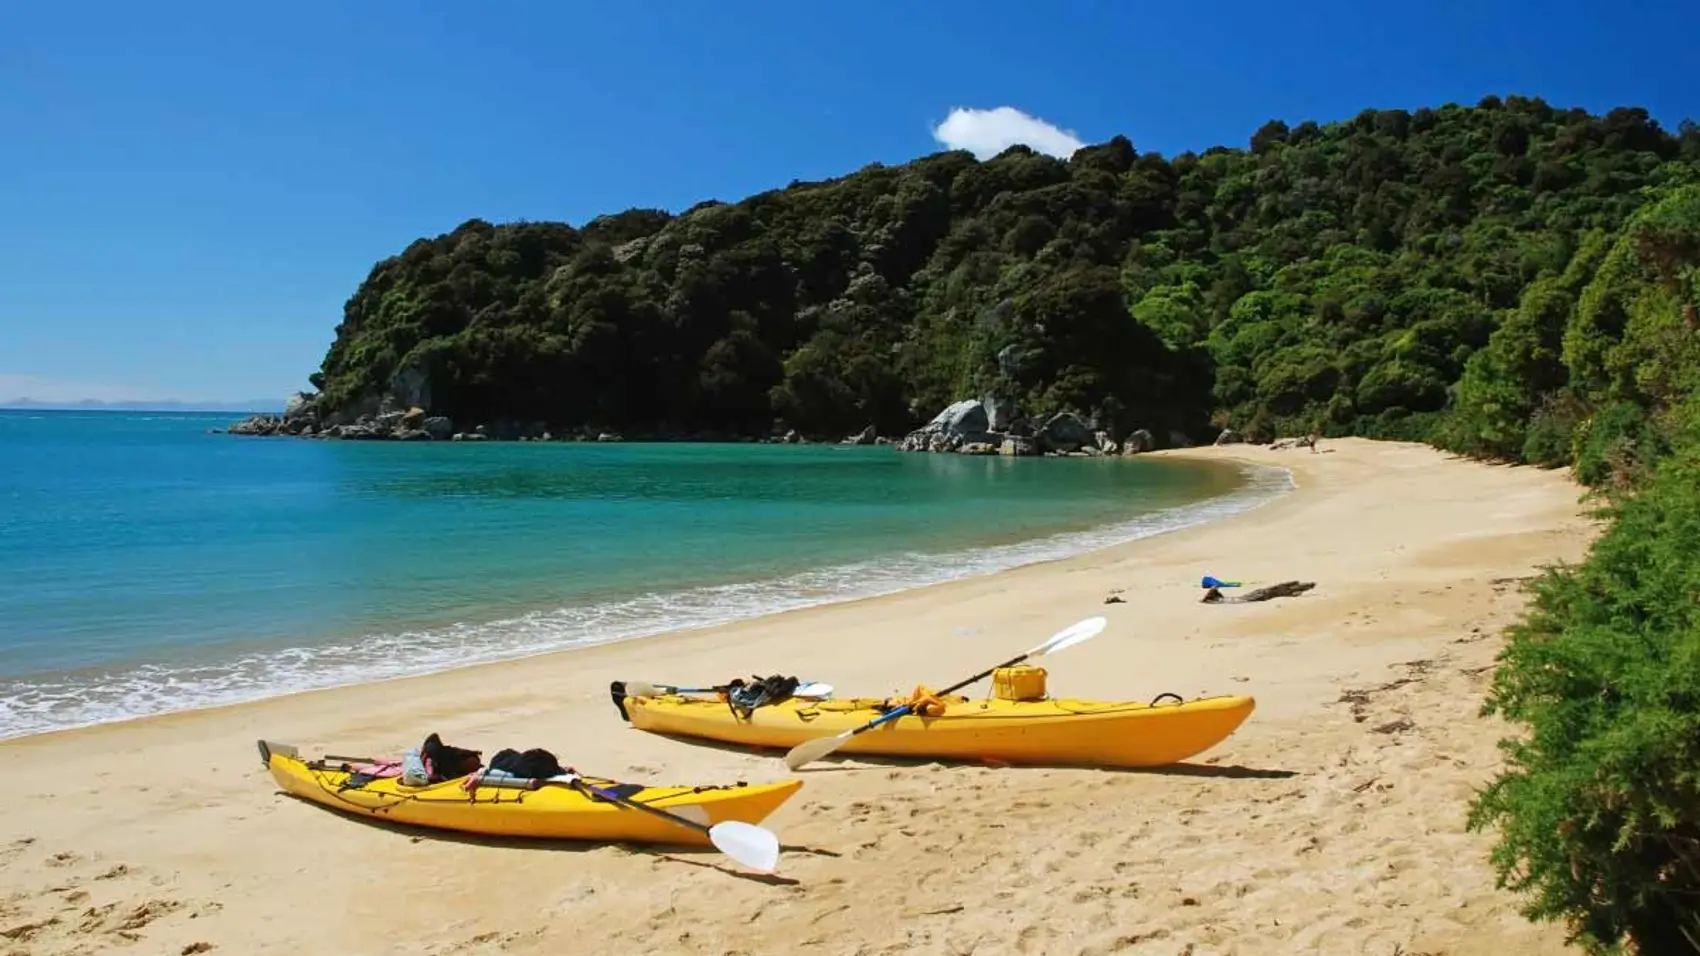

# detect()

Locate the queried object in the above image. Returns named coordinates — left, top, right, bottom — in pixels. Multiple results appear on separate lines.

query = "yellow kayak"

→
left=619, top=692, right=1256, bottom=768
left=258, top=741, right=802, bottom=847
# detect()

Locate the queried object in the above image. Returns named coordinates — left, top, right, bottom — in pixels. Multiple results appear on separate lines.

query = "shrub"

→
left=1468, top=402, right=1700, bottom=954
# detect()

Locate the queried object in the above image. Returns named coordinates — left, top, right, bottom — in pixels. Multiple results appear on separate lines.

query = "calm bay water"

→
left=0, top=410, right=1290, bottom=739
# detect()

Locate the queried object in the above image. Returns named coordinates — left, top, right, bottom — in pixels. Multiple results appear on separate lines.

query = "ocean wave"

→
left=0, top=461, right=1294, bottom=741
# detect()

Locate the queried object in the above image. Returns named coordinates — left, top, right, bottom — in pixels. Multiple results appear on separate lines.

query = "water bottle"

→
left=401, top=747, right=429, bottom=786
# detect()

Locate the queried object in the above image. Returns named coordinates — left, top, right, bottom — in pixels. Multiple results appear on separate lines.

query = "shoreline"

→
left=0, top=438, right=1601, bottom=956
left=0, top=452, right=1290, bottom=744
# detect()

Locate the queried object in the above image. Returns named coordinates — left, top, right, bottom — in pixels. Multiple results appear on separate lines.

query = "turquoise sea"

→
left=0, top=410, right=1291, bottom=740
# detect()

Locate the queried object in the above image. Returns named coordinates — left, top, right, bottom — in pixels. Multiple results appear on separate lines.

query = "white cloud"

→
left=931, top=106, right=1086, bottom=160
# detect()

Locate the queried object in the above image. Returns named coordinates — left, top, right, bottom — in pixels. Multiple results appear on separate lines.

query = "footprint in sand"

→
left=0, top=915, right=62, bottom=943
left=0, top=837, right=36, bottom=862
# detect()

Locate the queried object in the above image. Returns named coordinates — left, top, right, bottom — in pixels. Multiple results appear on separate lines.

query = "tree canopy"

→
left=310, top=96, right=1698, bottom=449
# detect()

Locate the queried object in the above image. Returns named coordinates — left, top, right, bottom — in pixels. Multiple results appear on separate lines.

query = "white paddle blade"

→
left=1034, top=615, right=1107, bottom=657
left=708, top=820, right=781, bottom=873
left=783, top=732, right=848, bottom=771
left=624, top=681, right=664, bottom=697
left=671, top=803, right=711, bottom=826
left=795, top=681, right=834, bottom=698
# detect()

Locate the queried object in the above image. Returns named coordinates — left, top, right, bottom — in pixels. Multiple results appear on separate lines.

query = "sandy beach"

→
left=0, top=438, right=1599, bottom=956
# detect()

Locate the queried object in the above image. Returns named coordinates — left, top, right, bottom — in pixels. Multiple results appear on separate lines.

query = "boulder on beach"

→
left=897, top=399, right=992, bottom=452
left=1036, top=411, right=1095, bottom=453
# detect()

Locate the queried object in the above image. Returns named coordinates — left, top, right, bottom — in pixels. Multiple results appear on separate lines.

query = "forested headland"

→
left=277, top=94, right=1700, bottom=951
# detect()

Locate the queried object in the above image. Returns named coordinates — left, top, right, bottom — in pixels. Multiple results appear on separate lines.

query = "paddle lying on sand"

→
left=572, top=775, right=781, bottom=873
left=781, top=615, right=1109, bottom=771
left=624, top=680, right=834, bottom=699
left=471, top=768, right=781, bottom=873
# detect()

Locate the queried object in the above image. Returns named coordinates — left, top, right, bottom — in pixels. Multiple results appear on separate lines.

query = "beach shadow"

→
left=662, top=855, right=801, bottom=887
left=792, top=753, right=1298, bottom=778
left=638, top=730, right=797, bottom=762
left=635, top=731, right=1298, bottom=779
left=269, top=790, right=818, bottom=883
left=1117, top=762, right=1298, bottom=779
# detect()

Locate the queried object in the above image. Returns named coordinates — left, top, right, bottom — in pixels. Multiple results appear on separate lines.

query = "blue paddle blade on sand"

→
left=1201, top=575, right=1242, bottom=588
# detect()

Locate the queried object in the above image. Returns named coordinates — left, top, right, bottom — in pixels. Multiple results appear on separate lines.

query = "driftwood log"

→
left=1201, top=581, right=1316, bottom=604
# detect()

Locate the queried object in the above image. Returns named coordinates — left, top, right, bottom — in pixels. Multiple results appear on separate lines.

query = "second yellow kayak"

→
left=619, top=692, right=1255, bottom=768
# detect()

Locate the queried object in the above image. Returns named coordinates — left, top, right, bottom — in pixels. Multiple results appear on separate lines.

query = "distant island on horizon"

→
left=1, top=397, right=286, bottom=414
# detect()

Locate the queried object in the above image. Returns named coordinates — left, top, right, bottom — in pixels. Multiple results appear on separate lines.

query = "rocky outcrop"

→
left=1214, top=428, right=1243, bottom=445
left=283, top=391, right=318, bottom=422
left=228, top=415, right=286, bottom=436
left=1123, top=429, right=1155, bottom=454
left=842, top=425, right=877, bottom=445
left=895, top=399, right=1156, bottom=458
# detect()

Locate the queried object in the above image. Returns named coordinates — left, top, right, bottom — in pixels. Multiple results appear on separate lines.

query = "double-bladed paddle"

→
left=623, top=680, right=834, bottom=699
left=780, top=615, right=1108, bottom=771
left=472, top=768, right=781, bottom=873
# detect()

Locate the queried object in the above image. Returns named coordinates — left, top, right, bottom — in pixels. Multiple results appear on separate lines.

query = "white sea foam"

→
left=0, top=461, right=1294, bottom=740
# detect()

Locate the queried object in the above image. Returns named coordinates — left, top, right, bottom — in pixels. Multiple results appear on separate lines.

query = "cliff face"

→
left=288, top=96, right=1696, bottom=456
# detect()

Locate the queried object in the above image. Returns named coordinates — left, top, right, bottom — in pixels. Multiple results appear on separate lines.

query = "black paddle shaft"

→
left=844, top=650, right=1036, bottom=741
left=939, top=650, right=1033, bottom=698
left=570, top=779, right=710, bottom=836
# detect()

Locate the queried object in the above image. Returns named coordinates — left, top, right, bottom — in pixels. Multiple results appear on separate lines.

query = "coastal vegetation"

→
left=288, top=95, right=1700, bottom=950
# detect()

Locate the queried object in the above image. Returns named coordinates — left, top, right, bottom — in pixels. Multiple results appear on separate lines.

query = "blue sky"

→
left=2, top=0, right=1695, bottom=405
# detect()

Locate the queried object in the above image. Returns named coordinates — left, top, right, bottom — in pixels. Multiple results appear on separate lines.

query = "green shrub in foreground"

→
left=1469, top=406, right=1700, bottom=954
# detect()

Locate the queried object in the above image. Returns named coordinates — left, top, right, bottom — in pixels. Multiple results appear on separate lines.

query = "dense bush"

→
left=1469, top=399, right=1700, bottom=954
left=1467, top=182, right=1700, bottom=954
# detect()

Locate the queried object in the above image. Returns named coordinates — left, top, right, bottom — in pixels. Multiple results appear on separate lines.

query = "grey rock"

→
left=228, top=414, right=283, bottom=436
left=283, top=392, right=318, bottom=421
left=422, top=416, right=454, bottom=440
left=999, top=436, right=1039, bottom=457
left=927, top=399, right=988, bottom=435
left=1036, top=411, right=1095, bottom=453
left=390, top=363, right=431, bottom=412
left=983, top=395, right=1015, bottom=432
